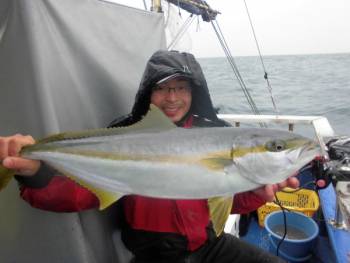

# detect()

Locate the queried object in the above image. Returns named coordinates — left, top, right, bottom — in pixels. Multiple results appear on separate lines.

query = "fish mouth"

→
left=298, top=141, right=321, bottom=158
left=231, top=141, right=321, bottom=186
left=285, top=141, right=321, bottom=168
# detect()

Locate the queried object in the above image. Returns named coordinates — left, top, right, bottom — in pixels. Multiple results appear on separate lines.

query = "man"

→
left=0, top=50, right=296, bottom=262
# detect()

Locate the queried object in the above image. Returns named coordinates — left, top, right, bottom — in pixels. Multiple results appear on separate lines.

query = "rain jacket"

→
left=17, top=50, right=265, bottom=260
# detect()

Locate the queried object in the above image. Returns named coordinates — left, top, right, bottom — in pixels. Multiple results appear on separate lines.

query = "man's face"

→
left=151, top=78, right=192, bottom=123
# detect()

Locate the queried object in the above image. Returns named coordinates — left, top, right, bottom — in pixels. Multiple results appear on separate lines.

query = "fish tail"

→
left=0, top=164, right=15, bottom=191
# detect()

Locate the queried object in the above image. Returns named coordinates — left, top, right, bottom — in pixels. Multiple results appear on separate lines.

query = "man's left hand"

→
left=253, top=176, right=300, bottom=202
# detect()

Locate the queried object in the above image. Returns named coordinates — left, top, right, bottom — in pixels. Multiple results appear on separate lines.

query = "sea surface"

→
left=199, top=53, right=350, bottom=138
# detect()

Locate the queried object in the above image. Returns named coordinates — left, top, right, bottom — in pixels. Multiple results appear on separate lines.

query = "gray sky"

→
left=109, top=0, right=350, bottom=58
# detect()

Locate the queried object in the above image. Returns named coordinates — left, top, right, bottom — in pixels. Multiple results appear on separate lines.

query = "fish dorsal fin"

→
left=137, top=104, right=177, bottom=130
left=35, top=104, right=175, bottom=145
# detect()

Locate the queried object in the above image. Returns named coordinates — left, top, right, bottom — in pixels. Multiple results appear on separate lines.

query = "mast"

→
left=151, top=0, right=163, bottom=12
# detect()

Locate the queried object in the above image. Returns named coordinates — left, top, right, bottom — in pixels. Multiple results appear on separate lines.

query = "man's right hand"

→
left=0, top=134, right=41, bottom=176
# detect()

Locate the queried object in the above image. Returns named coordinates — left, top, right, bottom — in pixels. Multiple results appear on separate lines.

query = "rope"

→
left=210, top=18, right=267, bottom=127
left=274, top=193, right=287, bottom=257
left=166, top=2, right=270, bottom=127
left=177, top=0, right=182, bottom=17
left=142, top=0, right=148, bottom=10
left=243, top=0, right=279, bottom=114
left=167, top=14, right=195, bottom=50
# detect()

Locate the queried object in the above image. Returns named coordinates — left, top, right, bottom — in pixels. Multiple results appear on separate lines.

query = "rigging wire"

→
left=243, top=0, right=279, bottom=114
left=142, top=0, right=148, bottom=10
left=209, top=18, right=267, bottom=128
left=168, top=1, right=272, bottom=127
left=214, top=20, right=260, bottom=116
left=167, top=14, right=196, bottom=50
left=164, top=2, right=171, bottom=28
left=166, top=1, right=266, bottom=127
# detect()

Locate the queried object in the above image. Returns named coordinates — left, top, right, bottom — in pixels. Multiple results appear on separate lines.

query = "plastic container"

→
left=257, top=188, right=319, bottom=227
left=265, top=210, right=319, bottom=262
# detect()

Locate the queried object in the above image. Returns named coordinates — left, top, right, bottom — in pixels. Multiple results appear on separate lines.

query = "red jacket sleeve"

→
left=20, top=176, right=99, bottom=212
left=231, top=191, right=266, bottom=214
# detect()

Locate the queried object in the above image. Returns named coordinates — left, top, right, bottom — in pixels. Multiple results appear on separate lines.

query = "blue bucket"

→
left=264, top=211, right=319, bottom=262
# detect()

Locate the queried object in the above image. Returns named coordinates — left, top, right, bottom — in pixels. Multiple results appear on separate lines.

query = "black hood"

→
left=110, top=50, right=221, bottom=127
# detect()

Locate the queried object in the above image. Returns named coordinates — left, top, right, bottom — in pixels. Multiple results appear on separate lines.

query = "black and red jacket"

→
left=16, top=50, right=265, bottom=259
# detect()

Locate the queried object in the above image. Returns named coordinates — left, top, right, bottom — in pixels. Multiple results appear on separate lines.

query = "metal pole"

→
left=151, top=0, right=162, bottom=12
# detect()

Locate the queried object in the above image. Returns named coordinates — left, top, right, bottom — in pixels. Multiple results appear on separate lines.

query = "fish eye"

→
left=265, top=140, right=286, bottom=152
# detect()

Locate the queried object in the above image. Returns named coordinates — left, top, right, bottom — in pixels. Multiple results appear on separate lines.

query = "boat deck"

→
left=240, top=169, right=348, bottom=263
left=241, top=213, right=335, bottom=262
left=220, top=113, right=349, bottom=262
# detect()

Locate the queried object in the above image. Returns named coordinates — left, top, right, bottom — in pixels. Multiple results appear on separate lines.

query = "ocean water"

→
left=199, top=53, right=350, bottom=137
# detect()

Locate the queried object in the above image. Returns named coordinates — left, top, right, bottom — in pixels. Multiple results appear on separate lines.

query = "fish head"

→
left=228, top=129, right=321, bottom=185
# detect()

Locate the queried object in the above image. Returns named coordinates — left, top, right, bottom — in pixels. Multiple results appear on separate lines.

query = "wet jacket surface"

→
left=17, top=50, right=265, bottom=258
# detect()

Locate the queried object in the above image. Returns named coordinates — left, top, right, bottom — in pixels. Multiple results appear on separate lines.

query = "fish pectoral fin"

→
left=63, top=172, right=122, bottom=210
left=89, top=186, right=123, bottom=210
left=200, top=157, right=232, bottom=171
left=0, top=165, right=15, bottom=191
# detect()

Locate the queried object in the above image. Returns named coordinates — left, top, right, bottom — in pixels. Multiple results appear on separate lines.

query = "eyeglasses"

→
left=152, top=85, right=191, bottom=96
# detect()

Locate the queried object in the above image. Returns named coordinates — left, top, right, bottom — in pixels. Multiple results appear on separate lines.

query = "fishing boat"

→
left=0, top=0, right=349, bottom=262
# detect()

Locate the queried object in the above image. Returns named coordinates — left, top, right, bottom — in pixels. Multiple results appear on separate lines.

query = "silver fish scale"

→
left=21, top=126, right=320, bottom=202
left=46, top=127, right=301, bottom=158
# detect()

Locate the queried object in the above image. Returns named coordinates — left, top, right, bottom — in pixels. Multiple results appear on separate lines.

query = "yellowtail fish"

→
left=0, top=105, right=321, bottom=209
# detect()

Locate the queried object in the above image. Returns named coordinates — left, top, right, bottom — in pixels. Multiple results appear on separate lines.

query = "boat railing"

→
left=218, top=114, right=335, bottom=157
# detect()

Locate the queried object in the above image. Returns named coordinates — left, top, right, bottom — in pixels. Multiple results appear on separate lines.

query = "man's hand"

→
left=253, top=176, right=300, bottom=202
left=0, top=134, right=41, bottom=176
